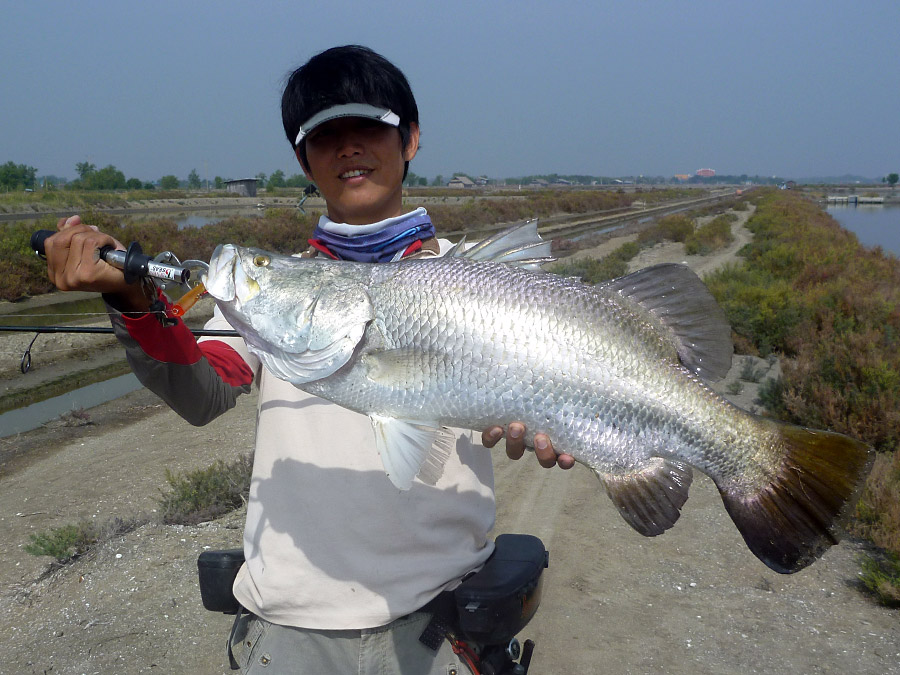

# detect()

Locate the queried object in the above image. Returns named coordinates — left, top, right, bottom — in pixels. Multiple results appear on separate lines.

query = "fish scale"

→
left=204, top=221, right=873, bottom=574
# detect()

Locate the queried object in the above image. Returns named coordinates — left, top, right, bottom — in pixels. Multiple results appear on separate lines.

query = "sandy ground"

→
left=1, top=206, right=898, bottom=674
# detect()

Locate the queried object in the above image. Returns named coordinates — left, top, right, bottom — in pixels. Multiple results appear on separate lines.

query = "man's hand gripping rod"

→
left=30, top=230, right=193, bottom=286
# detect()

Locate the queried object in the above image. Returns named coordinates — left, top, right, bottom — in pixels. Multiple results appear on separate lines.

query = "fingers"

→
left=481, top=426, right=504, bottom=448
left=44, top=218, right=128, bottom=293
left=505, top=422, right=526, bottom=460
left=483, top=423, right=574, bottom=470
left=535, top=433, right=574, bottom=469
left=57, top=214, right=82, bottom=231
left=556, top=453, right=576, bottom=470
left=534, top=433, right=557, bottom=468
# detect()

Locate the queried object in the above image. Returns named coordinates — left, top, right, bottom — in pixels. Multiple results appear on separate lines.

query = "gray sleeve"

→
left=107, top=303, right=252, bottom=427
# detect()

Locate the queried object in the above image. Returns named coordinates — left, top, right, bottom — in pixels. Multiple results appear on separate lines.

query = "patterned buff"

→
left=309, top=207, right=436, bottom=263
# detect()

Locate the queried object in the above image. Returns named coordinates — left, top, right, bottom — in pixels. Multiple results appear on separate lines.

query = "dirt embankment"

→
left=1, top=206, right=898, bottom=675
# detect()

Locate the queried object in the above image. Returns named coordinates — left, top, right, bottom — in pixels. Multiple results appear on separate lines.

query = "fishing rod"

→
left=3, top=230, right=239, bottom=373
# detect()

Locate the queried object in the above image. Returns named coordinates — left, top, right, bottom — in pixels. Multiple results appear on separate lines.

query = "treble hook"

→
left=21, top=333, right=39, bottom=374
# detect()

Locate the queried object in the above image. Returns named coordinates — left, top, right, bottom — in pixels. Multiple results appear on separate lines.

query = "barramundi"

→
left=203, top=222, right=872, bottom=574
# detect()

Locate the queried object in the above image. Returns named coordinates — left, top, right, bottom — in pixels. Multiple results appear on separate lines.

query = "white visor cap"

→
left=294, top=104, right=401, bottom=146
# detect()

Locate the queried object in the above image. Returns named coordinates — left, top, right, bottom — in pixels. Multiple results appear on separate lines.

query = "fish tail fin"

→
left=718, top=421, right=873, bottom=574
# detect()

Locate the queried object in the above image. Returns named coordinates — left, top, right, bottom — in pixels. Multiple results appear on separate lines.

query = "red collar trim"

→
left=307, top=239, right=340, bottom=260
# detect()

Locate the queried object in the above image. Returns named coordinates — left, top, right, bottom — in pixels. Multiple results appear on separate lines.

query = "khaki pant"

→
left=230, top=611, right=463, bottom=675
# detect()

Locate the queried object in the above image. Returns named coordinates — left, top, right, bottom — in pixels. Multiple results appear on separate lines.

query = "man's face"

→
left=300, top=117, right=419, bottom=225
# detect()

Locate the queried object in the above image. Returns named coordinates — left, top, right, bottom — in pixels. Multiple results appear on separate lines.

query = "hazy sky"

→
left=2, top=1, right=897, bottom=183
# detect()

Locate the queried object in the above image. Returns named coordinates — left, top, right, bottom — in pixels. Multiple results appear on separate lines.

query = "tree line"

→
left=0, top=161, right=315, bottom=192
left=5, top=159, right=898, bottom=193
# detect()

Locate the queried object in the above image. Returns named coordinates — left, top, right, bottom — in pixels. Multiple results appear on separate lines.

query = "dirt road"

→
left=1, top=207, right=897, bottom=674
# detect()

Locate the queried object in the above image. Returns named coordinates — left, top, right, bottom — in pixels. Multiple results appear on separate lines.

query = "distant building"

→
left=448, top=175, right=475, bottom=189
left=674, top=174, right=691, bottom=182
left=695, top=168, right=716, bottom=178
left=224, top=178, right=258, bottom=197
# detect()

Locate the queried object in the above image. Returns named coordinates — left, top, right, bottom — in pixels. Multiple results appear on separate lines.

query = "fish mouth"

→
left=205, top=245, right=261, bottom=307
left=204, top=244, right=237, bottom=302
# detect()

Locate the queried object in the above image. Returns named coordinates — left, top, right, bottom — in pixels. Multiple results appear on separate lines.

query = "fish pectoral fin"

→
left=595, top=458, right=693, bottom=536
left=362, top=349, right=439, bottom=388
left=370, top=415, right=455, bottom=490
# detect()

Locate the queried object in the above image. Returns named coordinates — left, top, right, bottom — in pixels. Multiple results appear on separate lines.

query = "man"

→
left=44, top=45, right=570, bottom=673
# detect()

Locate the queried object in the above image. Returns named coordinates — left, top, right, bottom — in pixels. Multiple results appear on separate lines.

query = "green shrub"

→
left=684, top=214, right=734, bottom=255
left=158, top=454, right=253, bottom=525
left=857, top=552, right=900, bottom=607
left=24, top=523, right=88, bottom=563
left=705, top=264, right=804, bottom=357
left=756, top=377, right=787, bottom=417
left=739, top=356, right=766, bottom=383
left=549, top=256, right=628, bottom=285
left=637, top=213, right=694, bottom=246
left=24, top=516, right=141, bottom=563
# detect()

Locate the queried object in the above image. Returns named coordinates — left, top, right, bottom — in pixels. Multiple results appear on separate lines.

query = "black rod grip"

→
left=30, top=229, right=55, bottom=256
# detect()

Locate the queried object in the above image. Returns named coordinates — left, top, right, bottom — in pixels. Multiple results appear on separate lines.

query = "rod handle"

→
left=30, top=230, right=54, bottom=256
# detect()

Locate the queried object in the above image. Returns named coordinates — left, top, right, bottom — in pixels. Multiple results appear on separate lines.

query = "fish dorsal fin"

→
left=370, top=415, right=455, bottom=490
left=603, top=263, right=733, bottom=382
left=449, top=219, right=555, bottom=271
left=247, top=281, right=373, bottom=385
left=595, top=458, right=693, bottom=536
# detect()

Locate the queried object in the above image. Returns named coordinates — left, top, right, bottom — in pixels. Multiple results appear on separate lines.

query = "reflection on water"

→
left=121, top=209, right=264, bottom=229
left=827, top=204, right=900, bottom=255
left=0, top=373, right=143, bottom=438
left=0, top=296, right=107, bottom=327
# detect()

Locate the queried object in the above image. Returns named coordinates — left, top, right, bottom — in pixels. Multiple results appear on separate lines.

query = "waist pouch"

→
left=197, top=548, right=245, bottom=614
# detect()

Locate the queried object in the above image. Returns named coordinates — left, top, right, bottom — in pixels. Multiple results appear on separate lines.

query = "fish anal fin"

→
left=370, top=415, right=454, bottom=490
left=604, top=263, right=733, bottom=382
left=718, top=421, right=873, bottom=574
left=596, top=458, right=693, bottom=536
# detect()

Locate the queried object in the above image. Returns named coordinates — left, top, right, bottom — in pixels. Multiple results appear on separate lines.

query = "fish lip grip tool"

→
left=30, top=229, right=195, bottom=285
left=30, top=229, right=210, bottom=317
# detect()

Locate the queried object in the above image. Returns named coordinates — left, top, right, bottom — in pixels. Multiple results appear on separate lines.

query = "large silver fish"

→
left=204, top=222, right=872, bottom=574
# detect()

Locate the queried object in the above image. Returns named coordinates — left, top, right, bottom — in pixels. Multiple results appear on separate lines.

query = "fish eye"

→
left=253, top=254, right=270, bottom=267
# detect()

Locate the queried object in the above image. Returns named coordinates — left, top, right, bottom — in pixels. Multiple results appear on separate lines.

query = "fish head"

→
left=204, top=244, right=374, bottom=383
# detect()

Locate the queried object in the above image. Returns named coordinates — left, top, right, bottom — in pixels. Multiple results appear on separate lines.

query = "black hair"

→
left=282, top=45, right=419, bottom=178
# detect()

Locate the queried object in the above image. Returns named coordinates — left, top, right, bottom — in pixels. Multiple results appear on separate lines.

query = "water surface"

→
left=0, top=373, right=143, bottom=438
left=826, top=204, right=900, bottom=255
